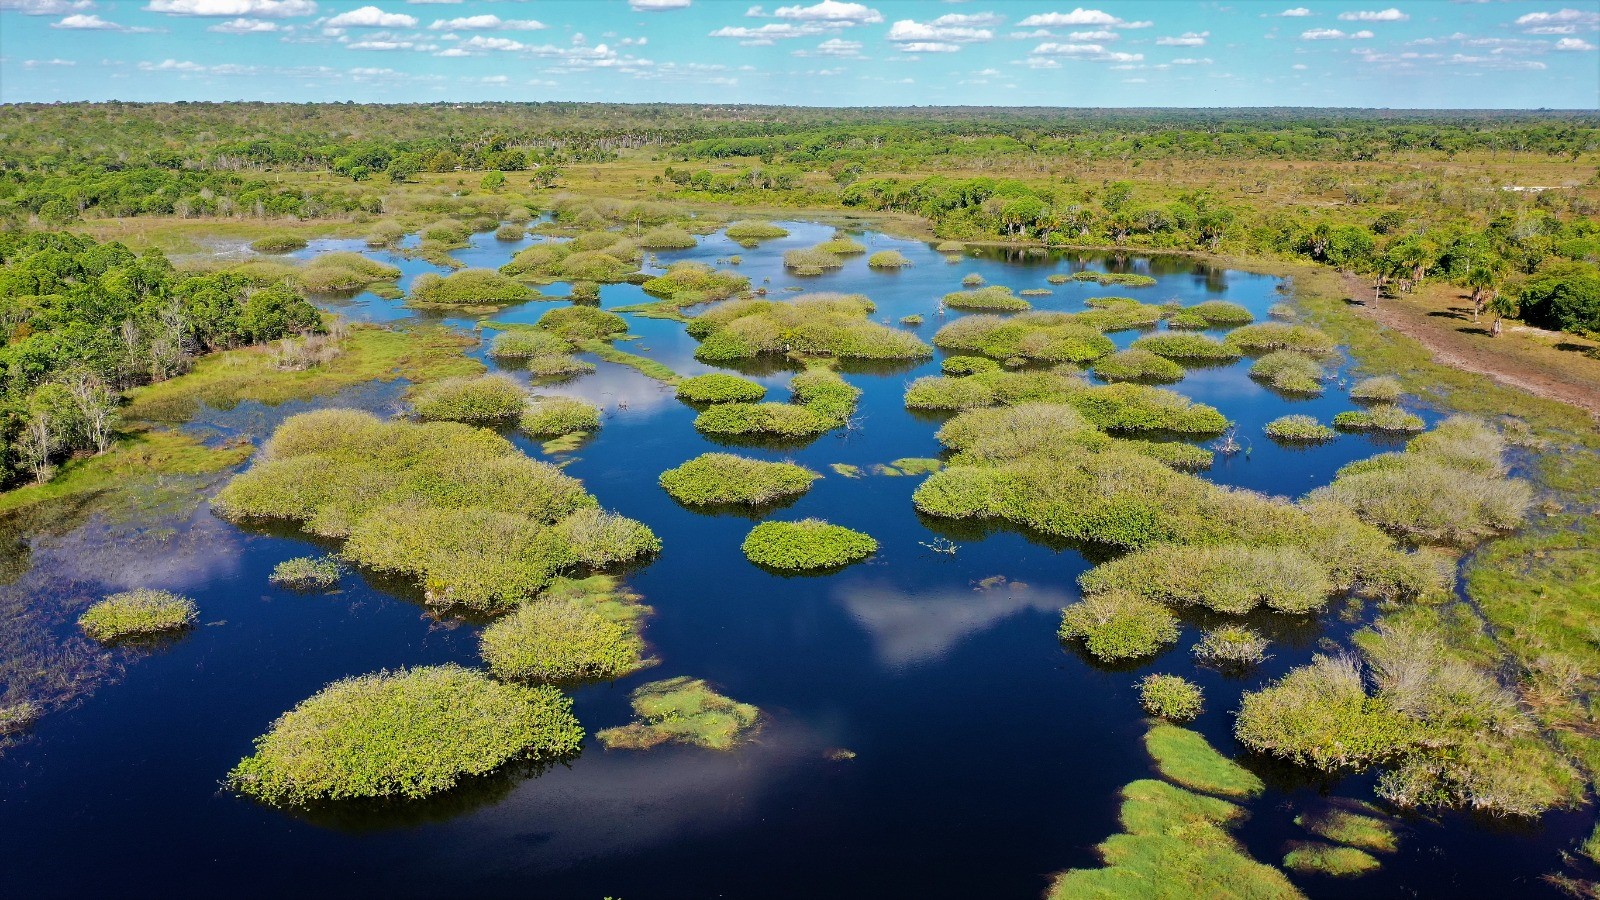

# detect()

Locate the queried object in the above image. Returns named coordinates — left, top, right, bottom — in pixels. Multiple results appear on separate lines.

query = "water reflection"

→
left=835, top=578, right=1070, bottom=668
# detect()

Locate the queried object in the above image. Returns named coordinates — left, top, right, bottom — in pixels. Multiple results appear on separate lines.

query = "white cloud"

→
left=1067, top=29, right=1117, bottom=40
left=1301, top=27, right=1372, bottom=39
left=20, top=57, right=77, bottom=66
left=144, top=0, right=315, bottom=15
left=710, top=22, right=826, bottom=39
left=1155, top=30, right=1207, bottom=46
left=1274, top=7, right=1313, bottom=16
left=1515, top=9, right=1599, bottom=31
left=479, top=74, right=508, bottom=83
left=794, top=37, right=862, bottom=56
left=1442, top=53, right=1547, bottom=70
left=428, top=14, right=544, bottom=30
left=0, top=0, right=92, bottom=13
left=1338, top=8, right=1407, bottom=22
left=348, top=66, right=398, bottom=76
left=51, top=13, right=158, bottom=31
left=1292, top=62, right=1308, bottom=68
left=207, top=17, right=278, bottom=32
left=1555, top=37, right=1596, bottom=50
left=346, top=39, right=432, bottom=50
left=886, top=19, right=992, bottom=43
left=1031, top=41, right=1142, bottom=62
left=1170, top=56, right=1212, bottom=64
left=771, top=1, right=882, bottom=24
left=324, top=6, right=416, bottom=28
left=1017, top=8, right=1116, bottom=27
left=899, top=41, right=960, bottom=52
left=1024, top=56, right=1060, bottom=68
left=139, top=58, right=206, bottom=70
left=459, top=35, right=524, bottom=51
left=629, top=0, right=690, bottom=9
left=930, top=11, right=1003, bottom=27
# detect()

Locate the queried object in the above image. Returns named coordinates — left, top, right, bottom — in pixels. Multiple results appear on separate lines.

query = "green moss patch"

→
left=676, top=373, right=767, bottom=404
left=79, top=589, right=198, bottom=642
left=597, top=676, right=760, bottom=751
left=1282, top=842, right=1380, bottom=878
left=1145, top=725, right=1264, bottom=798
left=1295, top=805, right=1397, bottom=853
left=742, top=518, right=877, bottom=571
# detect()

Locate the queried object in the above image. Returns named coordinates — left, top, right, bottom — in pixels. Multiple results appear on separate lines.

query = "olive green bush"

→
left=79, top=589, right=198, bottom=641
left=945, top=286, right=1030, bottom=312
left=1093, top=349, right=1185, bottom=383
left=933, top=312, right=1115, bottom=363
left=1137, top=676, right=1204, bottom=722
left=1225, top=322, right=1337, bottom=355
left=1250, top=351, right=1327, bottom=394
left=867, top=250, right=911, bottom=268
left=412, top=375, right=526, bottom=423
left=1131, top=333, right=1241, bottom=362
left=1193, top=625, right=1270, bottom=668
left=689, top=294, right=930, bottom=362
left=1265, top=414, right=1336, bottom=442
left=1080, top=543, right=1334, bottom=615
left=536, top=305, right=628, bottom=340
left=269, top=556, right=344, bottom=590
left=518, top=396, right=600, bottom=437
left=597, top=677, right=760, bottom=751
left=1350, top=376, right=1403, bottom=403
left=741, top=518, right=877, bottom=570
left=227, top=665, right=582, bottom=804
left=480, top=601, right=645, bottom=683
left=1167, top=301, right=1254, bottom=329
left=296, top=252, right=402, bottom=293
left=675, top=373, right=767, bottom=404
left=1058, top=592, right=1180, bottom=662
left=724, top=220, right=789, bottom=244
left=660, top=453, right=819, bottom=506
left=409, top=269, right=534, bottom=308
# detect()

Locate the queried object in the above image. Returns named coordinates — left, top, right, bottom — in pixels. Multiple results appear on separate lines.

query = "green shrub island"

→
left=688, top=293, right=931, bottom=362
left=694, top=368, right=860, bottom=439
left=1020, top=288, right=1053, bottom=297
left=1167, top=301, right=1254, bottom=329
left=269, top=556, right=345, bottom=590
left=1080, top=543, right=1334, bottom=615
left=933, top=312, right=1115, bottom=363
left=1265, top=414, right=1336, bottom=443
left=494, top=223, right=526, bottom=241
left=1193, top=625, right=1270, bottom=668
left=291, top=252, right=403, bottom=293
left=1072, top=271, right=1158, bottom=287
left=867, top=250, right=911, bottom=269
left=944, top=286, right=1031, bottom=313
left=815, top=234, right=866, bottom=255
left=1333, top=405, right=1426, bottom=433
left=1131, top=332, right=1242, bottom=362
left=1282, top=843, right=1381, bottom=877
left=1076, top=299, right=1169, bottom=331
left=1092, top=349, right=1185, bottom=383
left=675, top=373, right=767, bottom=404
left=1137, top=676, right=1204, bottom=722
left=536, top=305, right=628, bottom=340
left=250, top=233, right=309, bottom=254
left=518, top=396, right=601, bottom=437
left=637, top=225, right=698, bottom=249
left=1059, top=592, right=1180, bottom=661
left=486, top=327, right=594, bottom=377
left=1249, top=351, right=1327, bottom=394
left=724, top=220, right=789, bottom=245
left=1145, top=724, right=1265, bottom=798
left=408, top=269, right=536, bottom=308
left=1295, top=804, right=1398, bottom=853
left=596, top=676, right=761, bottom=751
left=1349, top=375, right=1403, bottom=403
left=900, top=314, right=923, bottom=326
left=227, top=665, right=582, bottom=804
left=479, top=581, right=649, bottom=683
left=411, top=374, right=526, bottom=423
left=500, top=237, right=643, bottom=283
left=660, top=453, right=820, bottom=507
left=741, top=518, right=877, bottom=571
left=1225, top=322, right=1338, bottom=356
left=941, top=355, right=1001, bottom=376
left=782, top=246, right=847, bottom=275
left=214, top=409, right=657, bottom=612
left=640, top=261, right=749, bottom=308
left=79, top=589, right=199, bottom=642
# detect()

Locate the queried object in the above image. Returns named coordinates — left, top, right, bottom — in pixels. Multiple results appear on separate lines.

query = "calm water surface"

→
left=0, top=221, right=1588, bottom=898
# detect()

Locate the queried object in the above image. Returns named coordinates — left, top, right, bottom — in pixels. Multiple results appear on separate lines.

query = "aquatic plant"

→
left=1081, top=543, right=1333, bottom=615
left=596, top=677, right=760, bottom=751
left=904, top=375, right=1000, bottom=411
left=1093, top=349, right=1185, bottom=383
left=409, top=269, right=534, bottom=308
left=1268, top=302, right=1296, bottom=320
left=1350, top=376, right=1403, bottom=403
left=690, top=294, right=931, bottom=362
left=1075, top=301, right=1168, bottom=332
left=1332, top=405, right=1426, bottom=432
left=640, top=261, right=748, bottom=305
left=694, top=401, right=838, bottom=438
left=1167, top=301, right=1254, bottom=329
left=1295, top=806, right=1397, bottom=853
left=1020, top=288, right=1053, bottom=297
left=227, top=665, right=582, bottom=804
left=944, top=285, right=1030, bottom=312
left=1282, top=843, right=1380, bottom=877
left=269, top=556, right=345, bottom=590
left=411, top=375, right=525, bottom=423
left=79, top=589, right=198, bottom=642
left=1047, top=779, right=1300, bottom=899
left=422, top=219, right=472, bottom=245
left=295, top=252, right=403, bottom=293
left=569, top=280, right=601, bottom=303
left=724, top=220, right=789, bottom=244
left=1235, top=654, right=1419, bottom=771
left=250, top=233, right=307, bottom=254
left=1058, top=592, right=1180, bottom=662
left=480, top=601, right=646, bottom=683
left=1225, top=322, right=1337, bottom=356
left=783, top=246, right=846, bottom=273
left=742, top=518, right=877, bottom=570
left=1265, top=414, right=1335, bottom=443
left=536, top=305, right=628, bottom=340
left=1063, top=383, right=1230, bottom=434
left=1193, top=625, right=1270, bottom=668
left=1137, top=676, right=1204, bottom=723
left=941, top=356, right=1001, bottom=376
left=815, top=235, right=866, bottom=255
left=675, top=373, right=767, bottom=404
left=494, top=223, right=525, bottom=241
left=1131, top=333, right=1241, bottom=362
left=935, top=240, right=965, bottom=253
left=867, top=250, right=911, bottom=268
left=933, top=312, right=1115, bottom=364
left=488, top=327, right=572, bottom=360
left=659, top=453, right=819, bottom=506
left=500, top=240, right=642, bottom=283
left=518, top=397, right=600, bottom=437
left=637, top=225, right=697, bottom=249
left=900, top=314, right=923, bottom=325
left=1250, top=351, right=1327, bottom=394
left=1145, top=724, right=1265, bottom=798
left=961, top=273, right=985, bottom=287
left=1073, top=271, right=1157, bottom=287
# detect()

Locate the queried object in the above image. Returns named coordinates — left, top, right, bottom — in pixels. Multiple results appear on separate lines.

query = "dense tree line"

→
left=0, top=232, right=320, bottom=483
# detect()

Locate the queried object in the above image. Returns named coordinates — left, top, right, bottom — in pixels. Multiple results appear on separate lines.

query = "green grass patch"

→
left=660, top=453, right=819, bottom=507
left=412, top=375, right=526, bottom=423
left=1250, top=351, right=1327, bottom=394
left=1093, top=349, right=1186, bottom=383
left=934, top=312, right=1115, bottom=364
left=1295, top=806, right=1397, bottom=853
left=269, top=556, right=344, bottom=590
left=742, top=518, right=877, bottom=571
left=676, top=373, right=767, bottom=404
left=1145, top=724, right=1264, bottom=798
left=519, top=396, right=600, bottom=437
left=1081, top=543, right=1333, bottom=615
left=1137, top=676, right=1204, bottom=723
left=596, top=676, right=760, bottom=751
left=1059, top=592, right=1180, bottom=662
left=78, top=589, right=198, bottom=642
left=1265, top=414, right=1336, bottom=443
left=1349, top=376, right=1403, bottom=403
left=538, top=306, right=629, bottom=340
left=724, top=220, right=789, bottom=243
left=409, top=269, right=536, bottom=308
left=480, top=595, right=647, bottom=683
left=1225, top=322, right=1337, bottom=356
left=689, top=293, right=930, bottom=362
left=576, top=339, right=680, bottom=383
left=1132, top=333, right=1242, bottom=362
left=1282, top=842, right=1380, bottom=877
left=868, top=250, right=911, bottom=268
left=945, top=286, right=1031, bottom=312
left=0, top=427, right=252, bottom=514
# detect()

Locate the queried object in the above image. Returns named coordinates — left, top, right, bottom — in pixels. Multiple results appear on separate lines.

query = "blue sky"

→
left=1, top=1, right=1596, bottom=108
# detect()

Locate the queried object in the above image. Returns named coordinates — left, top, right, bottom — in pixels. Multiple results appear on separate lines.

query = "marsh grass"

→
left=1282, top=842, right=1380, bottom=877
left=1349, top=376, right=1403, bottom=403
left=227, top=664, right=582, bottom=805
left=660, top=453, right=819, bottom=507
left=1072, top=271, right=1158, bottom=287
left=695, top=367, right=859, bottom=439
left=596, top=676, right=760, bottom=751
left=1145, top=724, right=1264, bottom=798
left=1137, top=676, right=1204, bottom=723
left=933, top=312, right=1114, bottom=364
left=480, top=600, right=646, bottom=684
left=1295, top=805, right=1397, bottom=853
left=1265, top=414, right=1336, bottom=443
left=1080, top=544, right=1333, bottom=615
left=537, top=305, right=628, bottom=340
left=1250, top=351, right=1328, bottom=394
left=78, top=589, right=198, bottom=642
left=1225, top=322, right=1337, bottom=356
left=1235, top=654, right=1419, bottom=772
left=637, top=225, right=697, bottom=249
left=675, top=373, right=767, bottom=404
left=724, top=221, right=789, bottom=244
left=742, top=518, right=877, bottom=571
left=867, top=250, right=911, bottom=268
left=1093, top=349, right=1185, bottom=383
left=945, top=286, right=1030, bottom=312
left=1058, top=592, right=1180, bottom=662
left=690, top=293, right=930, bottom=362
left=409, top=269, right=535, bottom=308
left=1193, top=625, right=1271, bottom=668
left=292, top=252, right=403, bottom=294
left=1132, top=333, right=1241, bottom=362
left=783, top=246, right=846, bottom=273
left=269, top=556, right=345, bottom=590
left=411, top=375, right=526, bottom=423
left=250, top=234, right=308, bottom=253
left=518, top=397, right=600, bottom=437
left=1168, top=301, right=1254, bottom=329
left=641, top=261, right=748, bottom=306
left=487, top=327, right=573, bottom=360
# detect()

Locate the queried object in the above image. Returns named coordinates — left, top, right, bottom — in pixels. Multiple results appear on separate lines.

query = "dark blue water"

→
left=0, top=222, right=1584, bottom=899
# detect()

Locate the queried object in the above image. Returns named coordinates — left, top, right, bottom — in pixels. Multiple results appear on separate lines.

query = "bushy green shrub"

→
left=1283, top=843, right=1381, bottom=877
left=494, top=223, right=526, bottom=241
left=1250, top=351, right=1327, bottom=394
left=227, top=665, right=582, bottom=804
left=555, top=508, right=662, bottom=567
left=412, top=375, right=526, bottom=423
left=675, top=373, right=767, bottom=404
left=936, top=240, right=965, bottom=253
left=410, top=269, right=535, bottom=308
left=741, top=518, right=877, bottom=570
left=568, top=280, right=601, bottom=303
left=522, top=354, right=596, bottom=378
left=1235, top=654, right=1419, bottom=771
left=1058, top=592, right=1179, bottom=661
left=1265, top=414, right=1336, bottom=442
left=1333, top=406, right=1426, bottom=433
left=690, top=294, right=930, bottom=362
left=900, top=314, right=923, bottom=326
left=725, top=220, right=789, bottom=243
left=488, top=328, right=572, bottom=359
left=295, top=252, right=402, bottom=293
left=637, top=225, right=697, bottom=249
left=597, top=677, right=760, bottom=751
left=942, top=355, right=1001, bottom=376
left=251, top=233, right=308, bottom=254
left=815, top=235, right=866, bottom=255
left=945, top=285, right=1030, bottom=312
left=1081, top=543, right=1333, bottom=614
left=694, top=401, right=838, bottom=438
left=961, top=273, right=986, bottom=287
left=518, top=397, right=600, bottom=436
left=1193, top=625, right=1270, bottom=667
left=422, top=219, right=472, bottom=244
left=501, top=240, right=642, bottom=283
left=1145, top=724, right=1265, bottom=798
left=641, top=261, right=748, bottom=305
left=1167, top=301, right=1253, bottom=328
left=1073, top=271, right=1157, bottom=287
left=1093, top=349, right=1185, bottom=383
left=783, top=246, right=846, bottom=272
left=1225, top=322, right=1337, bottom=355
left=1118, top=439, right=1215, bottom=471
left=933, top=312, right=1115, bottom=363
left=1350, top=375, right=1403, bottom=403
left=269, top=556, right=344, bottom=590
left=659, top=453, right=819, bottom=506
left=536, top=305, right=628, bottom=340
left=1137, top=676, right=1204, bottom=722
left=79, top=589, right=198, bottom=641
left=480, top=601, right=645, bottom=683
left=904, top=375, right=998, bottom=410
left=1076, top=302, right=1168, bottom=332
left=867, top=250, right=911, bottom=268
left=1132, top=333, right=1241, bottom=362
left=1064, top=383, right=1229, bottom=434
